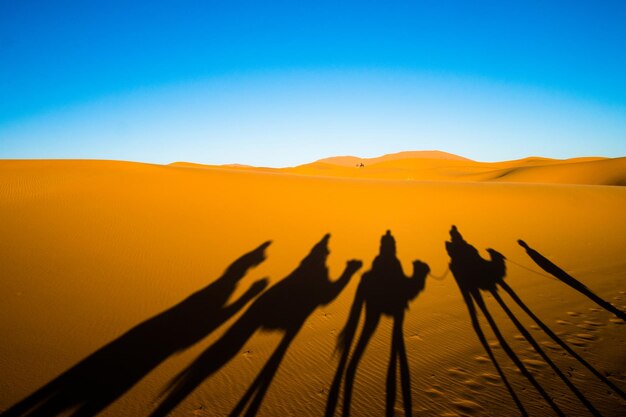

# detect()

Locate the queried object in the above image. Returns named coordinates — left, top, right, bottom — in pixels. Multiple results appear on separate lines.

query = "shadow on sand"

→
left=446, top=225, right=624, bottom=417
left=5, top=229, right=623, bottom=417
left=518, top=239, right=626, bottom=321
left=150, top=234, right=362, bottom=417
left=2, top=241, right=271, bottom=417
left=325, top=231, right=429, bottom=417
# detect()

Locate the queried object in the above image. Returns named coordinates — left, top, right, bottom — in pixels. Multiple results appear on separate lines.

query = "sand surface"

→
left=1, top=153, right=625, bottom=416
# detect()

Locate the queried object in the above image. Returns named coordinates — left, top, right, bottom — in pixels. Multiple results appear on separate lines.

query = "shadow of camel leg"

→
left=460, top=290, right=528, bottom=417
left=20, top=393, right=71, bottom=417
left=325, top=344, right=352, bottom=417
left=473, top=292, right=565, bottom=417
left=491, top=291, right=601, bottom=416
left=385, top=320, right=399, bottom=417
left=343, top=311, right=380, bottom=417
left=498, top=281, right=626, bottom=400
left=151, top=314, right=259, bottom=417
left=395, top=315, right=412, bottom=417
left=230, top=330, right=299, bottom=417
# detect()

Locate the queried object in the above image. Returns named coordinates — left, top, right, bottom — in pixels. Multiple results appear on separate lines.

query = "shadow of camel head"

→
left=299, top=233, right=331, bottom=266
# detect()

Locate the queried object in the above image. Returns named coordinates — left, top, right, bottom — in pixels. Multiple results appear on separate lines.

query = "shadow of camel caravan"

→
left=151, top=233, right=362, bottom=417
left=446, top=225, right=609, bottom=417
left=326, top=230, right=429, bottom=417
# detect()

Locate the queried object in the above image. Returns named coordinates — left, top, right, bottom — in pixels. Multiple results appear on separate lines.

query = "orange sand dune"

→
left=285, top=153, right=625, bottom=185
left=1, top=156, right=625, bottom=416
left=316, top=150, right=473, bottom=167
left=171, top=151, right=625, bottom=186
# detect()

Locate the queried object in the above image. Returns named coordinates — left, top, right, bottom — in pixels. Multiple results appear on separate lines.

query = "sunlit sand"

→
left=1, top=152, right=624, bottom=416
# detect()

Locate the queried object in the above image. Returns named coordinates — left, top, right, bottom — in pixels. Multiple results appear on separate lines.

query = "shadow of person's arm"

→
left=518, top=240, right=588, bottom=290
left=518, top=240, right=626, bottom=321
left=336, top=276, right=366, bottom=355
left=406, top=260, right=429, bottom=300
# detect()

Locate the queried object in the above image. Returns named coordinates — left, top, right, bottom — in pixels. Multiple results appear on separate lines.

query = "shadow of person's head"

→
left=450, top=225, right=465, bottom=244
left=445, top=225, right=468, bottom=258
left=380, top=230, right=396, bottom=257
left=487, top=248, right=506, bottom=262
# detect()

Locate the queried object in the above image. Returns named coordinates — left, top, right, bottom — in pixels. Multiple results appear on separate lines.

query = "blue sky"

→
left=1, top=1, right=625, bottom=165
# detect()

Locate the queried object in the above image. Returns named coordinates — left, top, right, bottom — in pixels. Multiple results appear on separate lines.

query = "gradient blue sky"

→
left=1, top=0, right=625, bottom=166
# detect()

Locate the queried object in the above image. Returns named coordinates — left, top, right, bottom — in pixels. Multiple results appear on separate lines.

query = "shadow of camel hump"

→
left=447, top=226, right=608, bottom=417
left=1, top=241, right=271, bottom=417
left=518, top=239, right=626, bottom=320
left=325, top=230, right=429, bottom=417
left=150, top=233, right=362, bottom=417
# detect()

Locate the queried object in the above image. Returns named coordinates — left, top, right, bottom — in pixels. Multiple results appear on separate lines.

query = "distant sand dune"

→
left=287, top=152, right=625, bottom=185
left=317, top=150, right=473, bottom=167
left=171, top=150, right=626, bottom=186
left=482, top=157, right=626, bottom=186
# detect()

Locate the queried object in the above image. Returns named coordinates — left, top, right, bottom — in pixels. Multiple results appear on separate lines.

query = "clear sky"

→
left=1, top=0, right=625, bottom=166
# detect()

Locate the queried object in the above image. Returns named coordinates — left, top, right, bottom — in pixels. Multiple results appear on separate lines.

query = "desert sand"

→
left=1, top=152, right=625, bottom=416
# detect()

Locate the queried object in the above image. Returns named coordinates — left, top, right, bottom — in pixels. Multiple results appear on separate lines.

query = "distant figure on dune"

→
left=2, top=242, right=271, bottom=417
left=326, top=230, right=429, bottom=417
left=518, top=239, right=625, bottom=320
left=151, top=234, right=362, bottom=417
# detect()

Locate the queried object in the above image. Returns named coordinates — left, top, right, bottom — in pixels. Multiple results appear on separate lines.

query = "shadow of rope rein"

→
left=427, top=258, right=559, bottom=282
left=428, top=268, right=449, bottom=280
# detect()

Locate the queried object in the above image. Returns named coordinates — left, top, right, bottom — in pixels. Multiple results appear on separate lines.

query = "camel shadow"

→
left=150, top=233, right=362, bottom=417
left=518, top=239, right=625, bottom=321
left=2, top=241, right=271, bottom=417
left=445, top=225, right=612, bottom=417
left=325, top=230, right=429, bottom=417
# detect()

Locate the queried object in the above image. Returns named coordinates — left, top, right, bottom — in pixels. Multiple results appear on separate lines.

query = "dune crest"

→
left=316, top=150, right=473, bottom=167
